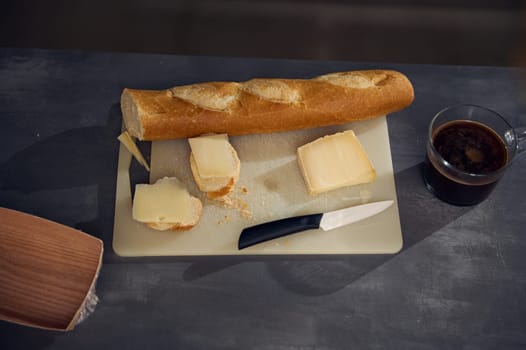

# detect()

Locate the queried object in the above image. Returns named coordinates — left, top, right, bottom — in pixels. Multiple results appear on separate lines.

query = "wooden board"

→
left=112, top=116, right=402, bottom=256
left=0, top=208, right=103, bottom=331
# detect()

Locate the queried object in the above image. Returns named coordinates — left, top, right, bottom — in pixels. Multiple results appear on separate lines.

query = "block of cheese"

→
left=132, top=177, right=202, bottom=231
left=117, top=131, right=150, bottom=171
left=297, top=130, right=376, bottom=195
left=188, top=134, right=240, bottom=198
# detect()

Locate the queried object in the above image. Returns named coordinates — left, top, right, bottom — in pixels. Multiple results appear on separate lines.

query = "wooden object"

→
left=0, top=208, right=103, bottom=331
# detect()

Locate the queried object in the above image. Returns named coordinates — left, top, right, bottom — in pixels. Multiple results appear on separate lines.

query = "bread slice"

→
left=132, top=177, right=203, bottom=231
left=189, top=141, right=240, bottom=199
left=146, top=196, right=202, bottom=231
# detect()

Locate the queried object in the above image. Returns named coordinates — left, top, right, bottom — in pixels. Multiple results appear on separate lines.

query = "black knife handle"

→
left=238, top=213, right=323, bottom=250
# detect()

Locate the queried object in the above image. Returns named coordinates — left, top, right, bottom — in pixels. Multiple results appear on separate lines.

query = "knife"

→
left=238, top=200, right=394, bottom=250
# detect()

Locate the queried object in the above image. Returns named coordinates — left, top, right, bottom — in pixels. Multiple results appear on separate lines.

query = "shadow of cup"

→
left=263, top=162, right=474, bottom=296
left=180, top=162, right=474, bottom=296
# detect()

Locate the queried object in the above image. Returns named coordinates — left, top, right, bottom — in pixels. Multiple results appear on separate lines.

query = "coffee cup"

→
left=423, top=104, right=526, bottom=206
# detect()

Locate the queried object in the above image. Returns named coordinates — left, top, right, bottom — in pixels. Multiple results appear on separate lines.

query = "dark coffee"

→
left=433, top=121, right=507, bottom=174
left=424, top=120, right=508, bottom=206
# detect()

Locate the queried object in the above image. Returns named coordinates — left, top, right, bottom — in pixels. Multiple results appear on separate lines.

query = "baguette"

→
left=121, top=70, right=414, bottom=141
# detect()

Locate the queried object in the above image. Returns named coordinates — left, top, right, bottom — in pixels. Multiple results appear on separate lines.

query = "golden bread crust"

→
left=121, top=70, right=414, bottom=141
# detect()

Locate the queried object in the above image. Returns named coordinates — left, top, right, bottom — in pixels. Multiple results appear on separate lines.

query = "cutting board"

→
left=113, top=116, right=402, bottom=256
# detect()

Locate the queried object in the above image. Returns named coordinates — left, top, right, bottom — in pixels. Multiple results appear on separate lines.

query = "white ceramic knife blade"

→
left=319, top=200, right=394, bottom=231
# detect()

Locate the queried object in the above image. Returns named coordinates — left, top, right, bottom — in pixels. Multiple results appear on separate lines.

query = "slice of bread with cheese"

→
left=132, top=177, right=202, bottom=231
left=188, top=134, right=240, bottom=198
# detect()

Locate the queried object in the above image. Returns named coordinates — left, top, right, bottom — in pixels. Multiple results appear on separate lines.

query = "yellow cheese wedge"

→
left=188, top=134, right=236, bottom=178
left=297, top=130, right=376, bottom=195
left=132, top=177, right=194, bottom=224
left=117, top=131, right=150, bottom=171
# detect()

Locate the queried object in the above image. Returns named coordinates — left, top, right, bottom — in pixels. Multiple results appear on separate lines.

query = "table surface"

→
left=1, top=48, right=525, bottom=350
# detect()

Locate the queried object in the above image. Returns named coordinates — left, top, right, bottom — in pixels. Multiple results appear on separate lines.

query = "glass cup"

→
left=423, top=104, right=526, bottom=206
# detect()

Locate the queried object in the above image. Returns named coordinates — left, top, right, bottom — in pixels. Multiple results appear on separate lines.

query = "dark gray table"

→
left=1, top=48, right=525, bottom=350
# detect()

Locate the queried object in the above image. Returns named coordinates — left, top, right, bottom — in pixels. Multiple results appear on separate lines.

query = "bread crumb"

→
left=213, top=195, right=253, bottom=220
left=239, top=201, right=252, bottom=220
left=217, top=215, right=231, bottom=225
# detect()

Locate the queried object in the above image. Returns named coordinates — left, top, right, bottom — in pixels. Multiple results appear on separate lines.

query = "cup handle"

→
left=515, top=127, right=526, bottom=155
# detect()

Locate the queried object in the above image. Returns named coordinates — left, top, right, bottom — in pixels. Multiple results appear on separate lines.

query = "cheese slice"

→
left=132, top=177, right=193, bottom=223
left=297, top=130, right=376, bottom=195
left=188, top=134, right=236, bottom=178
left=118, top=131, right=150, bottom=171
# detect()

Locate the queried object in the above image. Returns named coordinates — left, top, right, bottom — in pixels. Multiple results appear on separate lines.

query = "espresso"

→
left=433, top=121, right=507, bottom=174
left=424, top=120, right=508, bottom=206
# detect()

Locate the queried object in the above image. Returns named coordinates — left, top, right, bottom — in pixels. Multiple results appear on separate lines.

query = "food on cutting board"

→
left=188, top=134, right=240, bottom=199
left=120, top=69, right=415, bottom=233
left=132, top=177, right=202, bottom=231
left=117, top=131, right=150, bottom=171
left=297, top=130, right=376, bottom=195
left=120, top=70, right=414, bottom=140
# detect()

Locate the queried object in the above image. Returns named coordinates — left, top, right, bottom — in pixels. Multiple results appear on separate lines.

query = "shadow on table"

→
left=0, top=107, right=474, bottom=297
left=0, top=105, right=473, bottom=297
left=0, top=103, right=122, bottom=250
left=179, top=163, right=474, bottom=296
left=0, top=322, right=56, bottom=349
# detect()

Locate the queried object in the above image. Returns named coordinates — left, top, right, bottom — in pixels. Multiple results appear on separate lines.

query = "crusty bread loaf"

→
left=121, top=70, right=414, bottom=141
left=189, top=142, right=240, bottom=198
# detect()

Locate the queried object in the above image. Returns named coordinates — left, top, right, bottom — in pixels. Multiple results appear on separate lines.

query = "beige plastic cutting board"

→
left=113, top=116, right=402, bottom=256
